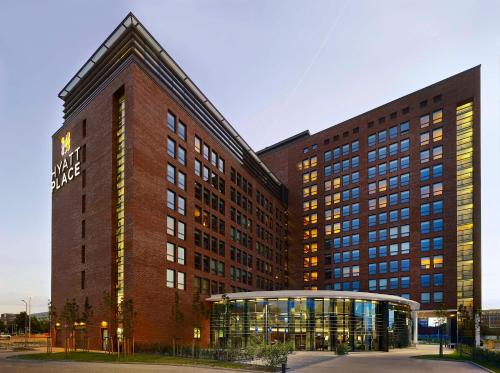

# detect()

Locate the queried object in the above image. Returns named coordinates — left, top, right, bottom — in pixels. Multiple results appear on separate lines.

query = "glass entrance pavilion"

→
left=208, top=290, right=419, bottom=351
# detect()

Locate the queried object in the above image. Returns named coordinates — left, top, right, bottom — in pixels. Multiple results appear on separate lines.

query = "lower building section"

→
left=208, top=290, right=419, bottom=351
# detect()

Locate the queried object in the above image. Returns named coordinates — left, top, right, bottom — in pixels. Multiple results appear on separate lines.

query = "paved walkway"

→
left=287, top=344, right=484, bottom=372
left=0, top=345, right=485, bottom=373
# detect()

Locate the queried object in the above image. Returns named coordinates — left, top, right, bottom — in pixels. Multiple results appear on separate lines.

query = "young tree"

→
left=80, top=297, right=93, bottom=351
left=435, top=304, right=448, bottom=357
left=61, top=299, right=80, bottom=356
left=119, top=298, right=137, bottom=355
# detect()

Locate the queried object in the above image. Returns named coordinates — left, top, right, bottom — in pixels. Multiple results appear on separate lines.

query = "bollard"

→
left=282, top=362, right=286, bottom=373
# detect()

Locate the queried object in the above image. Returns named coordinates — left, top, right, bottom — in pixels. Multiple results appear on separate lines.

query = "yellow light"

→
left=101, top=321, right=108, bottom=328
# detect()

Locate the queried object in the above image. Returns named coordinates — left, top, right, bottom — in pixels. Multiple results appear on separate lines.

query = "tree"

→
left=171, top=292, right=185, bottom=355
left=61, top=299, right=80, bottom=356
left=14, top=312, right=28, bottom=334
left=119, top=298, right=137, bottom=355
left=435, top=304, right=448, bottom=357
left=0, top=320, right=6, bottom=333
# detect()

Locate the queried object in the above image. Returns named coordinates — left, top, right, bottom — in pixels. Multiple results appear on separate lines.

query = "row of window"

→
left=230, top=266, right=253, bottom=285
left=167, top=137, right=186, bottom=165
left=194, top=276, right=225, bottom=295
left=194, top=206, right=226, bottom=234
left=368, top=277, right=410, bottom=291
left=369, top=259, right=410, bottom=274
left=368, top=225, right=410, bottom=242
left=421, top=183, right=443, bottom=198
left=230, top=167, right=253, bottom=196
left=194, top=229, right=226, bottom=256
left=368, top=191, right=410, bottom=210
left=368, top=121, right=409, bottom=147
left=367, top=242, right=411, bottom=257
left=166, top=269, right=185, bottom=290
left=421, top=164, right=443, bottom=181
left=325, top=249, right=360, bottom=264
left=324, top=157, right=360, bottom=175
left=194, top=182, right=226, bottom=213
left=167, top=111, right=187, bottom=141
left=167, top=190, right=185, bottom=215
left=325, top=265, right=361, bottom=279
left=421, top=255, right=444, bottom=269
left=420, top=110, right=443, bottom=128
left=324, top=203, right=361, bottom=220
left=324, top=234, right=361, bottom=249
left=167, top=163, right=186, bottom=190
left=420, top=146, right=443, bottom=163
left=324, top=281, right=360, bottom=291
left=368, top=139, right=410, bottom=162
left=325, top=219, right=360, bottom=235
left=420, top=128, right=443, bottom=146
left=166, top=243, right=185, bottom=264
left=194, top=253, right=225, bottom=277
left=194, top=135, right=225, bottom=173
left=367, top=156, right=410, bottom=178
left=421, top=219, right=444, bottom=233
left=167, top=216, right=185, bottom=240
left=368, top=208, right=410, bottom=226
left=323, top=140, right=360, bottom=161
left=421, top=201, right=443, bottom=216
left=195, top=159, right=225, bottom=191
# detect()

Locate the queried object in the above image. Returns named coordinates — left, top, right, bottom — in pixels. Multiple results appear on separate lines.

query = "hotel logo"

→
left=60, top=132, right=71, bottom=156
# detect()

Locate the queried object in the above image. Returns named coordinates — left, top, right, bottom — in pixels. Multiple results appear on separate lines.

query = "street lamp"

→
left=21, top=298, right=31, bottom=338
left=21, top=300, right=27, bottom=346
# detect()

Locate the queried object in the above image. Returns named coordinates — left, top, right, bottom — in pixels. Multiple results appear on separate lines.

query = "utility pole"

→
left=28, top=297, right=31, bottom=338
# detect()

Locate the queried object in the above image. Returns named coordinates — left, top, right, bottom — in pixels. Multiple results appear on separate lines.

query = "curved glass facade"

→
left=210, top=293, right=416, bottom=351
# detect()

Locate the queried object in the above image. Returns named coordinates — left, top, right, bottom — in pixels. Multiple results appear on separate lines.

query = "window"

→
left=194, top=136, right=201, bottom=153
left=421, top=257, right=431, bottom=269
left=368, top=134, right=377, bottom=147
left=167, top=137, right=176, bottom=158
left=177, top=246, right=185, bottom=265
left=421, top=292, right=430, bottom=304
left=433, top=255, right=443, bottom=268
left=421, top=221, right=430, bottom=234
left=420, top=239, right=430, bottom=252
left=434, top=237, right=443, bottom=250
left=177, top=271, right=185, bottom=290
left=167, top=112, right=176, bottom=131
left=401, top=259, right=410, bottom=272
left=421, top=185, right=430, bottom=199
left=218, top=157, right=225, bottom=173
left=178, top=121, right=186, bottom=141
left=352, top=140, right=359, bottom=152
left=167, top=243, right=175, bottom=261
left=400, top=139, right=410, bottom=152
left=178, top=196, right=186, bottom=215
left=389, top=142, right=398, bottom=156
left=434, top=273, right=443, bottom=286
left=420, top=149, right=430, bottom=163
left=433, top=145, right=443, bottom=160
left=167, top=216, right=175, bottom=236
left=433, top=164, right=443, bottom=178
left=369, top=247, right=377, bottom=259
left=178, top=146, right=186, bottom=165
left=433, top=128, right=443, bottom=142
left=203, top=144, right=209, bottom=160
left=432, top=109, right=443, bottom=124
left=178, top=221, right=185, bottom=240
left=421, top=274, right=430, bottom=287
left=420, top=168, right=430, bottom=181
left=400, top=156, right=409, bottom=169
left=434, top=292, right=443, bottom=303
left=400, top=121, right=409, bottom=135
left=379, top=278, right=387, bottom=290
left=389, top=211, right=398, bottom=223
left=166, top=269, right=175, bottom=288
left=390, top=277, right=398, bottom=289
left=420, top=114, right=430, bottom=128
left=369, top=279, right=377, bottom=291
left=390, top=260, right=398, bottom=273
left=421, top=203, right=430, bottom=216
left=420, top=132, right=430, bottom=146
left=401, top=242, right=410, bottom=254
left=167, top=190, right=175, bottom=210
left=390, top=244, right=398, bottom=256
left=400, top=173, right=410, bottom=186
left=389, top=160, right=398, bottom=173
left=178, top=171, right=186, bottom=190
left=378, top=130, right=387, bottom=143
left=378, top=147, right=387, bottom=160
left=433, top=182, right=443, bottom=196
left=389, top=125, right=398, bottom=139
left=167, top=164, right=176, bottom=183
left=401, top=276, right=410, bottom=289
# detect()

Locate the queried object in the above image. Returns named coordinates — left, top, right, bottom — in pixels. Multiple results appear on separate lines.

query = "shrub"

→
left=258, top=342, right=293, bottom=370
left=335, top=343, right=349, bottom=355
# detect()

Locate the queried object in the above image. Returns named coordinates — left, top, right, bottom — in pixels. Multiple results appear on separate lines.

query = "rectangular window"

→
left=178, top=171, right=186, bottom=190
left=178, top=146, right=186, bottom=165
left=420, top=150, right=430, bottom=163
left=167, top=216, right=175, bottom=236
left=167, top=137, right=176, bottom=158
left=421, top=293, right=430, bottom=304
left=420, top=132, right=430, bottom=146
left=167, top=242, right=175, bottom=262
left=432, top=109, right=443, bottom=124
left=166, top=269, right=175, bottom=288
left=81, top=270, right=85, bottom=290
left=400, top=121, right=409, bottom=135
left=420, top=114, right=430, bottom=128
left=400, top=139, right=410, bottom=152
left=178, top=121, right=186, bottom=141
left=433, top=145, right=443, bottom=160
left=401, top=276, right=410, bottom=289
left=167, top=164, right=176, bottom=183
left=178, top=196, right=186, bottom=215
left=167, top=112, right=176, bottom=132
left=421, top=274, right=430, bottom=287
left=433, top=128, right=443, bottom=142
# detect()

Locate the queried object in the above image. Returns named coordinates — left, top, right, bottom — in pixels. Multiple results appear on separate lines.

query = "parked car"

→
left=0, top=334, right=11, bottom=340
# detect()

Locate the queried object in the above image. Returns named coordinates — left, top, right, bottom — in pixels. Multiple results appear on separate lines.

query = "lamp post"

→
left=21, top=300, right=27, bottom=346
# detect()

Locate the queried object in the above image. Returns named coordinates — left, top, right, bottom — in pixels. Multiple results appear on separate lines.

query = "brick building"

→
left=52, top=13, right=480, bottom=350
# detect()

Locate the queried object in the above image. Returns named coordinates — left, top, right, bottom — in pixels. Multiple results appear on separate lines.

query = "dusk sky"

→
left=0, top=0, right=499, bottom=314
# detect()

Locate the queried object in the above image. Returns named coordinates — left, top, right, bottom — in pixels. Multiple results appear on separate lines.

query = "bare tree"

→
left=171, top=292, right=184, bottom=355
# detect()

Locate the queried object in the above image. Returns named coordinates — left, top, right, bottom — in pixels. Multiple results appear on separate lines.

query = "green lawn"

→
left=414, top=351, right=500, bottom=373
left=13, top=351, right=270, bottom=371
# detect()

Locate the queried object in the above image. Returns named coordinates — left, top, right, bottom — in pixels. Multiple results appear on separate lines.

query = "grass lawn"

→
left=414, top=351, right=500, bottom=373
left=12, top=351, right=271, bottom=371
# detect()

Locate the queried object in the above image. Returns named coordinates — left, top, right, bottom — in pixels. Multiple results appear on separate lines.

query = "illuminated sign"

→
left=52, top=131, right=81, bottom=192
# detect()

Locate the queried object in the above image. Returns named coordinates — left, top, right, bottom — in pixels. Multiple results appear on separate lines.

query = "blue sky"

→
left=0, top=0, right=498, bottom=313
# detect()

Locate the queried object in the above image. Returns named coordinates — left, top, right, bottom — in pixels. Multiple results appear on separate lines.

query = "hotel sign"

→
left=51, top=132, right=81, bottom=192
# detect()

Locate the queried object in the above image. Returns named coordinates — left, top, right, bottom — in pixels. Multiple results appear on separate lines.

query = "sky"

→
left=0, top=0, right=499, bottom=314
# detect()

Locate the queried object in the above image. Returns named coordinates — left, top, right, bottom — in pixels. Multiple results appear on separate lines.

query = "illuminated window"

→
left=303, top=257, right=310, bottom=267
left=303, top=187, right=310, bottom=198
left=334, top=223, right=341, bottom=234
left=433, top=255, right=443, bottom=268
left=433, top=145, right=443, bottom=160
left=303, top=215, right=310, bottom=226
left=303, top=201, right=310, bottom=212
left=303, top=230, right=310, bottom=240
left=310, top=156, right=317, bottom=168
left=194, top=136, right=201, bottom=153
left=302, top=159, right=310, bottom=170
left=310, top=271, right=318, bottom=281
left=311, top=185, right=318, bottom=196
left=310, top=256, right=318, bottom=267
left=310, top=199, right=318, bottom=210
left=420, top=114, right=430, bottom=128
left=379, top=179, right=387, bottom=192
left=297, top=161, right=302, bottom=171
left=433, top=128, right=443, bottom=142
left=325, top=195, right=332, bottom=207
left=311, top=243, right=318, bottom=252
left=303, top=244, right=310, bottom=254
left=432, top=109, right=443, bottom=124
left=310, top=214, right=318, bottom=224
left=194, top=328, right=201, bottom=339
left=311, top=229, right=317, bottom=238
left=333, top=177, right=341, bottom=189
left=378, top=196, right=387, bottom=208
left=420, top=132, right=430, bottom=146
left=420, top=257, right=431, bottom=269
left=303, top=272, right=310, bottom=282
left=333, top=193, right=340, bottom=204
left=310, top=170, right=318, bottom=181
left=303, top=173, right=310, bottom=183
left=333, top=208, right=341, bottom=219
left=433, top=182, right=443, bottom=196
